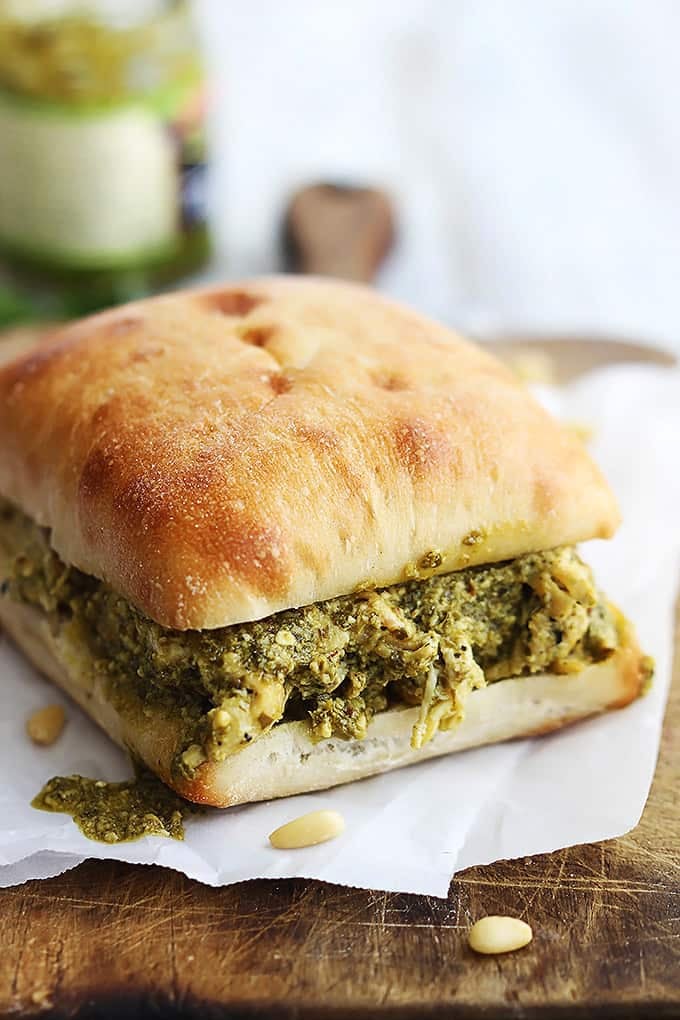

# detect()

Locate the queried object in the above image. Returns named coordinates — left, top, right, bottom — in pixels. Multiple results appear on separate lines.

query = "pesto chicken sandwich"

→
left=0, top=278, right=649, bottom=806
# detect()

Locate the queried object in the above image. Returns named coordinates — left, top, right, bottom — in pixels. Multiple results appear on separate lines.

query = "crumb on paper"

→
left=565, top=419, right=595, bottom=444
left=506, top=349, right=558, bottom=386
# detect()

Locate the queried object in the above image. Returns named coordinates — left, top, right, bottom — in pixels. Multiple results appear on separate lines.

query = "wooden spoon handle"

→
left=282, top=183, right=396, bottom=282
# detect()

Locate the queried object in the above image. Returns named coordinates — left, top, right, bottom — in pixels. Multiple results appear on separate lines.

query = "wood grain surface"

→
left=0, top=338, right=678, bottom=1019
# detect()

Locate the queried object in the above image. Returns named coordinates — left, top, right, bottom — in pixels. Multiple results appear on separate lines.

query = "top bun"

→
left=0, top=276, right=618, bottom=630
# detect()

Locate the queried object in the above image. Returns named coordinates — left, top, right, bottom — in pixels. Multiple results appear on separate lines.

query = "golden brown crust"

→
left=0, top=277, right=619, bottom=629
left=0, top=596, right=647, bottom=807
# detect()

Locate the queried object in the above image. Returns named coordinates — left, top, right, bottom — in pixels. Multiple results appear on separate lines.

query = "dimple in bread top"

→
left=0, top=276, right=619, bottom=631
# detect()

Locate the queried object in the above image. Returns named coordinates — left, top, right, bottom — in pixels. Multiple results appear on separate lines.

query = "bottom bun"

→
left=0, top=597, right=646, bottom=808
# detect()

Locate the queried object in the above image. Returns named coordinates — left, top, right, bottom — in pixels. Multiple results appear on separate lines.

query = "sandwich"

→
left=0, top=277, right=650, bottom=807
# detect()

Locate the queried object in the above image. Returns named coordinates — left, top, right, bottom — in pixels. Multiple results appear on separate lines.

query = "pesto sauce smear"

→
left=32, top=765, right=188, bottom=843
left=1, top=498, right=621, bottom=785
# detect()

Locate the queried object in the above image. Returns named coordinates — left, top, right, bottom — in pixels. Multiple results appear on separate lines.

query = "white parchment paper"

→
left=1, top=364, right=678, bottom=897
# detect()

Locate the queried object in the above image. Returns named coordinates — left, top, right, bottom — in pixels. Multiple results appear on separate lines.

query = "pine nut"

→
left=269, top=810, right=345, bottom=850
left=468, top=916, right=533, bottom=955
left=26, top=704, right=66, bottom=746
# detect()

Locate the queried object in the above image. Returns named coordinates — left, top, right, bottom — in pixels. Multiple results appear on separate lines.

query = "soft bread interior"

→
left=0, top=595, right=645, bottom=808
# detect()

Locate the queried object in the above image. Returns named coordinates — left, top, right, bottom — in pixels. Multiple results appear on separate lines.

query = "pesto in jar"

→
left=0, top=0, right=210, bottom=320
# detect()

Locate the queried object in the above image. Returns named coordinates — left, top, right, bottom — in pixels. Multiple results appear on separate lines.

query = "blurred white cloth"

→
left=196, top=0, right=680, bottom=348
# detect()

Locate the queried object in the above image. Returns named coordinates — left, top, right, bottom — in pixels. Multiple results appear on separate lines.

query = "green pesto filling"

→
left=0, top=499, right=619, bottom=782
left=32, top=763, right=189, bottom=843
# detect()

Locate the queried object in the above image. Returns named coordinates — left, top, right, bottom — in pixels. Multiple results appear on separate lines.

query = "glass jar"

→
left=0, top=0, right=210, bottom=321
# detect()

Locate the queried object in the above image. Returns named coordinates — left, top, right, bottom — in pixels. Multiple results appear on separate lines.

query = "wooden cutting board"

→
left=0, top=338, right=678, bottom=1019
